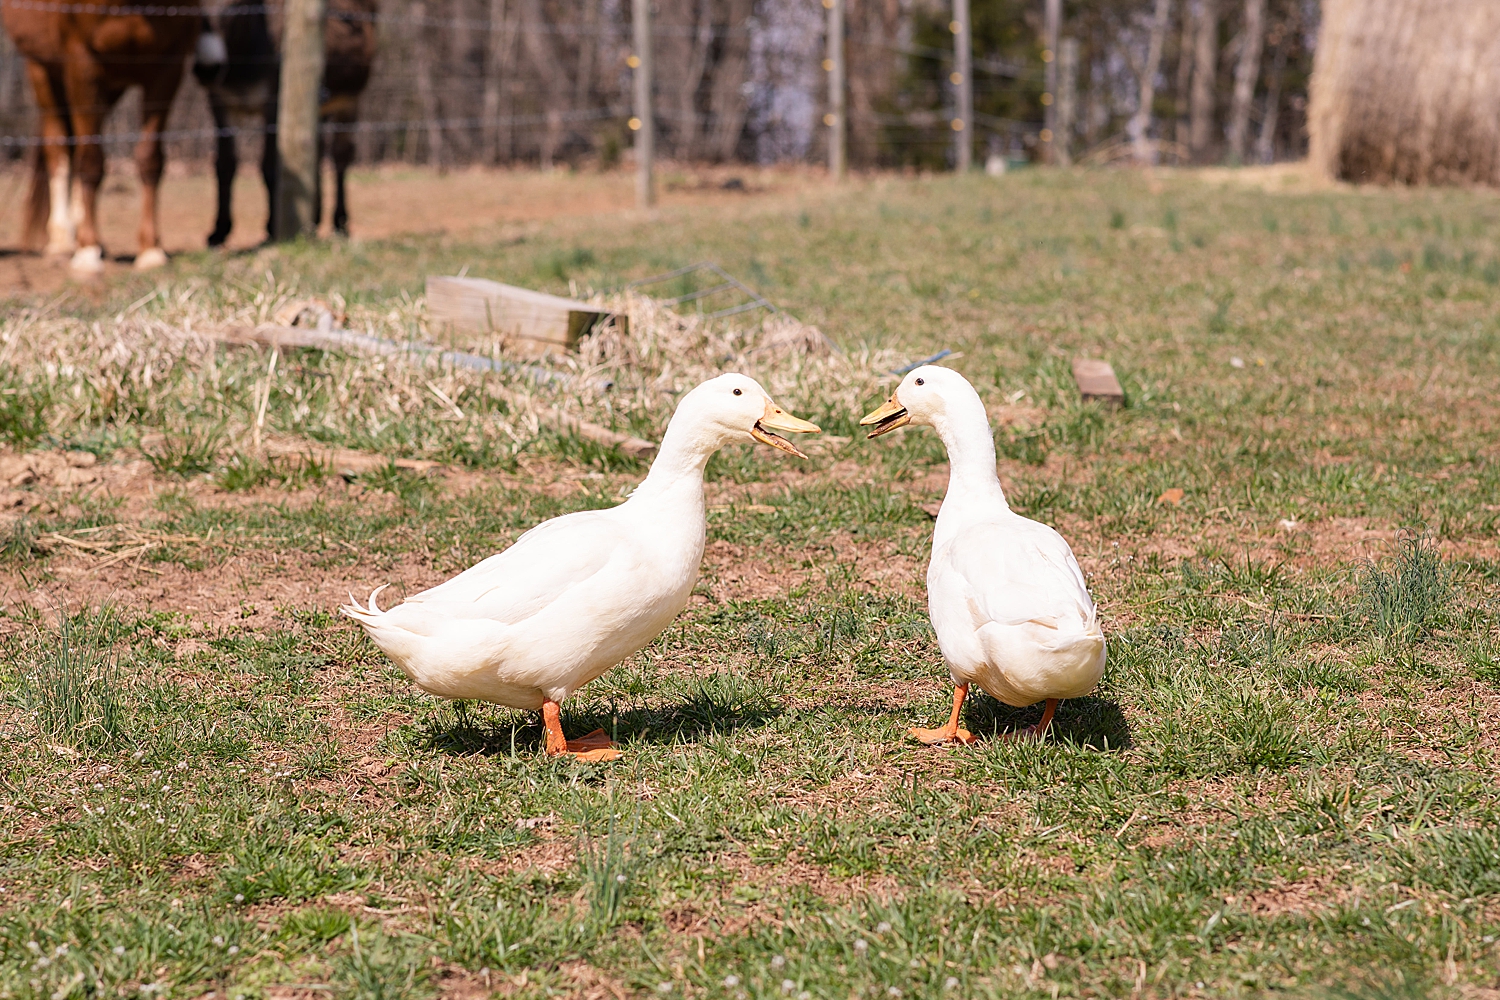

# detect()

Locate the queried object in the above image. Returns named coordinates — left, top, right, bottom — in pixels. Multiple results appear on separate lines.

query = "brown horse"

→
left=193, top=0, right=376, bottom=246
left=3, top=0, right=198, bottom=271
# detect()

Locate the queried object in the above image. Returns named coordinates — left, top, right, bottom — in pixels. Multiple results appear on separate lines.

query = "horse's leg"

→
left=207, top=93, right=236, bottom=247
left=22, top=61, right=75, bottom=255
left=132, top=60, right=185, bottom=269
left=314, top=116, right=325, bottom=234
left=260, top=79, right=279, bottom=243
left=63, top=54, right=117, bottom=273
left=329, top=101, right=356, bottom=236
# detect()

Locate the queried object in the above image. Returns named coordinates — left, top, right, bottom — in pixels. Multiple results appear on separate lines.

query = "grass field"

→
left=1, top=166, right=1498, bottom=1000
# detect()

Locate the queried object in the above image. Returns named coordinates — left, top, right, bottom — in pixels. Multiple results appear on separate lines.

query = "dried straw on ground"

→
left=0, top=276, right=899, bottom=467
left=1308, top=0, right=1500, bottom=186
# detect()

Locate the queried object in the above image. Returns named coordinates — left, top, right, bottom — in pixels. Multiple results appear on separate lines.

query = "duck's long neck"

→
left=932, top=394, right=1008, bottom=512
left=624, top=413, right=716, bottom=511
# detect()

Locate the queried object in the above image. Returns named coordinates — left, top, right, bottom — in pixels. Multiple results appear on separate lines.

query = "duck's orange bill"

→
left=752, top=399, right=820, bottom=458
left=860, top=396, right=910, bottom=438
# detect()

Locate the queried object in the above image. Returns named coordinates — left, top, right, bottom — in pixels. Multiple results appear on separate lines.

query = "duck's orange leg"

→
left=910, top=683, right=978, bottom=745
left=542, top=700, right=621, bottom=761
left=1008, top=698, right=1059, bottom=740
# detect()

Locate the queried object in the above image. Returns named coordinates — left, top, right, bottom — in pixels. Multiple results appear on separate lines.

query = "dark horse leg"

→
left=260, top=78, right=278, bottom=243
left=326, top=97, right=357, bottom=235
left=207, top=95, right=235, bottom=246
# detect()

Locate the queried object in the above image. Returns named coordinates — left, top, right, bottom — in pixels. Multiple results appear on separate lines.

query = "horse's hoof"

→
left=135, top=247, right=168, bottom=270
left=70, top=245, right=105, bottom=273
left=45, top=237, right=77, bottom=257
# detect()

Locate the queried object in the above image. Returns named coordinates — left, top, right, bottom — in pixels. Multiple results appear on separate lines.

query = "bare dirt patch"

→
left=0, top=162, right=836, bottom=296
left=1229, top=875, right=1346, bottom=917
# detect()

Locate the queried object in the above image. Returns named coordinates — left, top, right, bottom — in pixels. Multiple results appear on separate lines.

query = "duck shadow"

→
left=421, top=689, right=783, bottom=759
left=963, top=693, right=1132, bottom=751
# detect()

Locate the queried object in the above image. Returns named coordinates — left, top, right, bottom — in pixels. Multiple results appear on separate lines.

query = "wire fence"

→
left=0, top=0, right=1312, bottom=172
left=0, top=0, right=1056, bottom=171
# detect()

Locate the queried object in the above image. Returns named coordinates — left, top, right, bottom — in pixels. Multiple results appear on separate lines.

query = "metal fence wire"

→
left=0, top=0, right=1313, bottom=171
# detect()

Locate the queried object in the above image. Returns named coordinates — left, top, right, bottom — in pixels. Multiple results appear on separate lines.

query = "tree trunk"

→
left=706, top=0, right=754, bottom=161
left=412, top=2, right=444, bottom=168
left=1255, top=27, right=1287, bottom=163
left=481, top=0, right=518, bottom=163
left=1174, top=0, right=1196, bottom=156
left=519, top=0, right=569, bottom=167
left=573, top=0, right=600, bottom=138
left=1226, top=0, right=1265, bottom=162
left=1128, top=0, right=1173, bottom=164
left=846, top=0, right=901, bottom=166
left=1190, top=0, right=1218, bottom=160
left=679, top=0, right=713, bottom=159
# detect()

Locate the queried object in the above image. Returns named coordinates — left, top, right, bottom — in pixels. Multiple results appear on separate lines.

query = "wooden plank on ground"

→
left=1071, top=358, right=1125, bottom=405
left=262, top=440, right=444, bottom=477
left=425, top=276, right=624, bottom=356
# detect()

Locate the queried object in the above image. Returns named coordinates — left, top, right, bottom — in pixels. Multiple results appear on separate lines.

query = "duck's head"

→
left=859, top=364, right=978, bottom=438
left=678, top=373, right=821, bottom=458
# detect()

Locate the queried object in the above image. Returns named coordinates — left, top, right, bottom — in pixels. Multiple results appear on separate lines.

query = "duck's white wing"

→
left=944, top=516, right=1096, bottom=631
left=932, top=515, right=1104, bottom=705
left=393, top=510, right=623, bottom=630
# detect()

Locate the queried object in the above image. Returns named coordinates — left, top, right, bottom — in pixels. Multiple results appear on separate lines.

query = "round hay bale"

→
left=1308, top=0, right=1500, bottom=185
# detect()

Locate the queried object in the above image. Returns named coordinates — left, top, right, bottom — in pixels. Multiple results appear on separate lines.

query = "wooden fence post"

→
left=1042, top=0, right=1059, bottom=162
left=824, top=0, right=846, bottom=180
left=632, top=0, right=655, bottom=208
left=275, top=0, right=326, bottom=239
left=952, top=0, right=972, bottom=171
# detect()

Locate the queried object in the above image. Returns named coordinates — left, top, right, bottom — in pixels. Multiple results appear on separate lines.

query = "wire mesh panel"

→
left=0, top=0, right=1314, bottom=169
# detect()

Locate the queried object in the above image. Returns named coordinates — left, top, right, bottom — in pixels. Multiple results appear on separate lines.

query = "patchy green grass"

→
left=1, top=169, right=1499, bottom=999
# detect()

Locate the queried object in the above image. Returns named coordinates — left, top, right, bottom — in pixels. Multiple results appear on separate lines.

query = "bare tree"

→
left=705, top=0, right=754, bottom=161
left=1226, top=0, right=1264, bottom=162
left=518, top=0, right=569, bottom=166
left=1128, top=0, right=1172, bottom=164
left=1173, top=0, right=1195, bottom=155
left=1255, top=10, right=1288, bottom=163
left=1189, top=0, right=1217, bottom=160
left=481, top=0, right=520, bottom=163
left=412, top=2, right=444, bottom=166
left=656, top=0, right=713, bottom=159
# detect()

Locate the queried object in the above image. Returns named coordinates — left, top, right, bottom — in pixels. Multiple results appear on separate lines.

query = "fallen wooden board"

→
left=263, top=440, right=444, bottom=477
left=220, top=323, right=601, bottom=388
left=425, top=276, right=624, bottom=356
left=1071, top=358, right=1125, bottom=405
left=216, top=325, right=656, bottom=460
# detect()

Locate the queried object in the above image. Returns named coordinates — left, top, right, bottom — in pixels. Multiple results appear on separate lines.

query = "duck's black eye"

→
left=733, top=388, right=742, bottom=395
left=915, top=378, right=925, bottom=386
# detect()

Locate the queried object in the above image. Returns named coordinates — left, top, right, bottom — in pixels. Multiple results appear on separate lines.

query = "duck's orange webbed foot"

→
left=909, top=683, right=977, bottom=746
left=543, top=702, right=622, bottom=762
left=565, top=729, right=621, bottom=761
left=909, top=724, right=977, bottom=745
left=1003, top=698, right=1059, bottom=741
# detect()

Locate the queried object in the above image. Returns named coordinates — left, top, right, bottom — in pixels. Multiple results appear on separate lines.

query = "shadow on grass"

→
left=420, top=687, right=783, bottom=758
left=963, top=693, right=1131, bottom=750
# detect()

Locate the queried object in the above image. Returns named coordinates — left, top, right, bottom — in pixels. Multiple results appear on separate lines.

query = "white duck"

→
left=860, top=365, right=1104, bottom=743
left=341, top=373, right=819, bottom=761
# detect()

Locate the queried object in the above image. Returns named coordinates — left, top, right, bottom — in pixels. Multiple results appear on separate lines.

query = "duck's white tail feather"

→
left=973, top=617, right=1106, bottom=706
left=339, top=584, right=390, bottom=621
left=337, top=586, right=540, bottom=706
